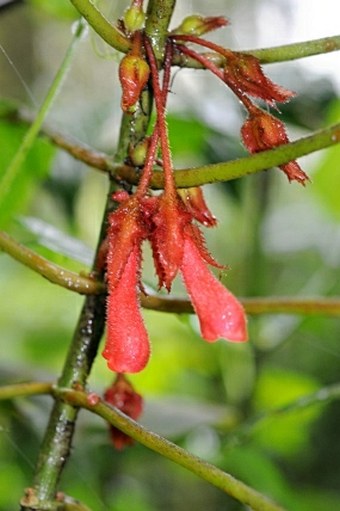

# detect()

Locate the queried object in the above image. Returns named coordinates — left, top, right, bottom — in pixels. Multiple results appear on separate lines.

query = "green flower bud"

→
left=123, top=5, right=145, bottom=34
left=129, top=138, right=150, bottom=167
left=173, top=14, right=228, bottom=36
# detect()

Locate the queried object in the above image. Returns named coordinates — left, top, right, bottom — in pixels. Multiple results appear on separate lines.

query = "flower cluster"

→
left=103, top=186, right=248, bottom=374
left=103, top=9, right=307, bottom=375
left=170, top=20, right=309, bottom=185
left=103, top=29, right=249, bottom=374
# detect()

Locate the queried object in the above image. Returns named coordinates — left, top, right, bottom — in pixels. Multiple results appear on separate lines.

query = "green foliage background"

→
left=0, top=1, right=340, bottom=509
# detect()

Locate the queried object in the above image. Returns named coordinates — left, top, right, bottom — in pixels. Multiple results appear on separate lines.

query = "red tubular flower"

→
left=180, top=233, right=248, bottom=342
left=147, top=189, right=247, bottom=342
left=106, top=193, right=146, bottom=289
left=104, top=194, right=150, bottom=373
left=103, top=243, right=150, bottom=373
left=149, top=193, right=189, bottom=290
left=104, top=374, right=143, bottom=450
left=224, top=53, right=294, bottom=106
left=241, top=108, right=309, bottom=184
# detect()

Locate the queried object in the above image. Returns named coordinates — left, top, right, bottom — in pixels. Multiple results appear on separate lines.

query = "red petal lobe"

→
left=104, top=245, right=150, bottom=373
left=181, top=235, right=248, bottom=342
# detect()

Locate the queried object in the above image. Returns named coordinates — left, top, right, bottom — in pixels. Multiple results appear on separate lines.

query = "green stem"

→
left=3, top=378, right=340, bottom=510
left=24, top=123, right=134, bottom=510
left=113, top=123, right=340, bottom=188
left=2, top=229, right=340, bottom=316
left=4, top=109, right=339, bottom=189
left=145, top=0, right=177, bottom=62
left=0, top=382, right=53, bottom=400
left=247, top=34, right=340, bottom=64
left=0, top=20, right=86, bottom=208
left=54, top=387, right=286, bottom=511
left=141, top=292, right=340, bottom=316
left=241, top=296, right=340, bottom=316
left=68, top=0, right=130, bottom=52
left=0, top=230, right=104, bottom=295
left=172, top=34, right=340, bottom=68
left=30, top=295, right=107, bottom=509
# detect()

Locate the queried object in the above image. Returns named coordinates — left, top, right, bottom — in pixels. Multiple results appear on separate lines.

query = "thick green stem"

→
left=0, top=382, right=53, bottom=400
left=23, top=1, right=172, bottom=506
left=28, top=285, right=107, bottom=509
left=23, top=111, right=152, bottom=511
left=145, top=0, right=176, bottom=62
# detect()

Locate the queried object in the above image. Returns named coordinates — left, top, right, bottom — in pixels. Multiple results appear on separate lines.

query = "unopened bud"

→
left=173, top=15, right=228, bottom=36
left=104, top=374, right=143, bottom=450
left=178, top=187, right=217, bottom=227
left=129, top=137, right=150, bottom=167
left=241, top=108, right=309, bottom=185
left=119, top=54, right=150, bottom=112
left=123, top=5, right=145, bottom=34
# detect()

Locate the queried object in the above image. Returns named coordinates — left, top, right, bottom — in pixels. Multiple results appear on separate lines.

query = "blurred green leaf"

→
left=167, top=115, right=214, bottom=165
left=311, top=100, right=340, bottom=220
left=219, top=342, right=256, bottom=405
left=0, top=121, right=55, bottom=228
left=19, top=216, right=94, bottom=265
left=142, top=396, right=237, bottom=438
left=252, top=367, right=321, bottom=457
left=29, top=0, right=78, bottom=19
left=221, top=445, right=293, bottom=505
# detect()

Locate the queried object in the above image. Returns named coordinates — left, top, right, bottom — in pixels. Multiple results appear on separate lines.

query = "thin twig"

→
left=2, top=229, right=340, bottom=316
left=54, top=386, right=287, bottom=511
left=172, top=34, right=340, bottom=68
left=131, top=123, right=340, bottom=188
left=141, top=293, right=340, bottom=317
left=3, top=111, right=339, bottom=189
left=0, top=230, right=105, bottom=295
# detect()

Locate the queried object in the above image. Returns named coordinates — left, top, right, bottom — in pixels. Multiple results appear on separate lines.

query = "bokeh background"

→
left=0, top=1, right=340, bottom=509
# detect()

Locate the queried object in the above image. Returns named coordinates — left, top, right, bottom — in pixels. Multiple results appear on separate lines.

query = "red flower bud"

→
left=241, top=108, right=309, bottom=184
left=224, top=53, right=294, bottom=105
left=104, top=374, right=143, bottom=450
left=178, top=187, right=217, bottom=227
left=119, top=53, right=150, bottom=112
